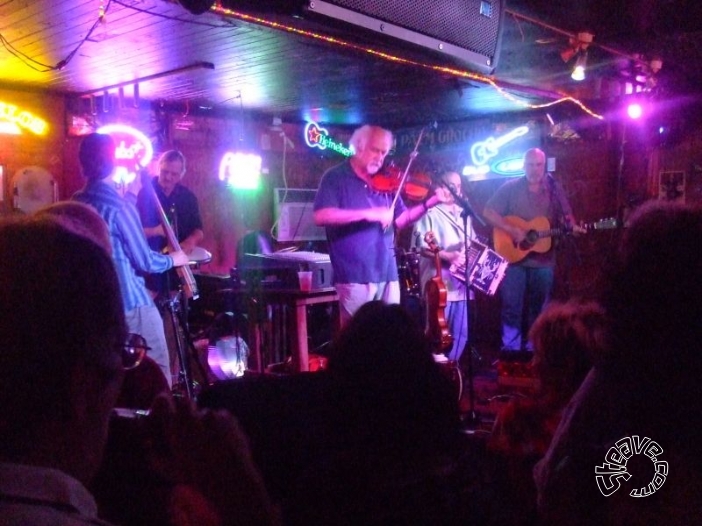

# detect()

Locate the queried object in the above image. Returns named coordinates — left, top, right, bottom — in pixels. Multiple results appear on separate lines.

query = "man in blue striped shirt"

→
left=73, top=133, right=189, bottom=388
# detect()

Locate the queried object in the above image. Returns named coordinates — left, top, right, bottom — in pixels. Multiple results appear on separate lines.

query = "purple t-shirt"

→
left=314, top=161, right=407, bottom=284
left=485, top=176, right=574, bottom=267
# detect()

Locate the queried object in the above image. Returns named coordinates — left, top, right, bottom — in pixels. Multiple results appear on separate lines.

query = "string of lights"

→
left=213, top=5, right=604, bottom=120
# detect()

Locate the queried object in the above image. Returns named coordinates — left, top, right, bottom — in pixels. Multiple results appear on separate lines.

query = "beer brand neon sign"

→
left=0, top=101, right=48, bottom=135
left=304, top=121, right=353, bottom=156
left=97, top=124, right=153, bottom=184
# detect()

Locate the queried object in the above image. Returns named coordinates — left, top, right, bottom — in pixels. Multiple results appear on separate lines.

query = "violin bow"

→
left=384, top=121, right=436, bottom=231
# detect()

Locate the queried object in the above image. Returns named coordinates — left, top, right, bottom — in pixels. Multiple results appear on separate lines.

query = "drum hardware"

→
left=188, top=246, right=212, bottom=268
left=161, top=291, right=209, bottom=399
left=395, top=247, right=421, bottom=297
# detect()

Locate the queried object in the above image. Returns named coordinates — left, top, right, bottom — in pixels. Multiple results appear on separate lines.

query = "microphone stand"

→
left=441, top=181, right=484, bottom=430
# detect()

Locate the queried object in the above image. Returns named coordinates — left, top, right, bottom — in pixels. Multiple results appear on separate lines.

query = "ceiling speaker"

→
left=304, top=0, right=504, bottom=74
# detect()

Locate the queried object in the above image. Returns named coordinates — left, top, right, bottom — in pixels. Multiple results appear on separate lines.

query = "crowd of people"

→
left=1, top=125, right=700, bottom=525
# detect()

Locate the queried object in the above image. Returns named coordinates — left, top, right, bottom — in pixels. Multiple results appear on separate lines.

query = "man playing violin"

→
left=412, top=171, right=474, bottom=362
left=313, top=124, right=448, bottom=326
left=483, top=147, right=583, bottom=355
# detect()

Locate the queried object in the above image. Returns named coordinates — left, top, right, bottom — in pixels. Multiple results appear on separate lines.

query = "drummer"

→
left=412, top=171, right=473, bottom=363
left=137, top=150, right=204, bottom=299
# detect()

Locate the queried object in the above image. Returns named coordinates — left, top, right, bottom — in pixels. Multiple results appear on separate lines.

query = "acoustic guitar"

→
left=493, top=215, right=618, bottom=264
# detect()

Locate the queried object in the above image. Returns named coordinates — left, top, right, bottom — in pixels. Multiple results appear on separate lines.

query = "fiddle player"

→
left=482, top=147, right=582, bottom=356
left=412, top=171, right=474, bottom=362
left=137, top=149, right=204, bottom=300
left=313, top=124, right=448, bottom=326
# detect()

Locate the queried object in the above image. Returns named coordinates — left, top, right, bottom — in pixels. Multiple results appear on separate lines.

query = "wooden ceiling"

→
left=1, top=0, right=700, bottom=128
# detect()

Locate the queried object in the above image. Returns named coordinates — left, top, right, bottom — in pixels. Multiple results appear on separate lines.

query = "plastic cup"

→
left=298, top=270, right=313, bottom=292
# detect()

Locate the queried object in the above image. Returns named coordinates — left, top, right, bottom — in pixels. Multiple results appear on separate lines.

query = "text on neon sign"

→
left=0, top=101, right=48, bottom=135
left=304, top=121, right=353, bottom=157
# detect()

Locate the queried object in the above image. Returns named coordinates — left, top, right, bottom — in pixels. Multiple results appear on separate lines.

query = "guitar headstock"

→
left=424, top=231, right=440, bottom=253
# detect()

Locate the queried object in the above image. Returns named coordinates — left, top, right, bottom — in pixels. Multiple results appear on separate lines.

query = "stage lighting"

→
left=627, top=103, right=643, bottom=120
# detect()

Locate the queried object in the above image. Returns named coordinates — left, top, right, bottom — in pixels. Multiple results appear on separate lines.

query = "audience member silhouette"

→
left=284, top=301, right=470, bottom=525
left=534, top=201, right=702, bottom=525
left=35, top=201, right=171, bottom=409
left=0, top=217, right=129, bottom=524
left=487, top=299, right=606, bottom=525
left=0, top=216, right=278, bottom=526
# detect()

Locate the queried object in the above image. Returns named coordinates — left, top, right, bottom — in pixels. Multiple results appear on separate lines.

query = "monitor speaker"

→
left=304, top=0, right=504, bottom=74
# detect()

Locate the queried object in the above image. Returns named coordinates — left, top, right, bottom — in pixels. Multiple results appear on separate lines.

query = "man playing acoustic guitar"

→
left=483, top=147, right=583, bottom=355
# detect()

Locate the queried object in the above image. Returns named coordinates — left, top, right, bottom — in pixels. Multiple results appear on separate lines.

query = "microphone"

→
left=440, top=180, right=485, bottom=226
left=440, top=180, right=472, bottom=211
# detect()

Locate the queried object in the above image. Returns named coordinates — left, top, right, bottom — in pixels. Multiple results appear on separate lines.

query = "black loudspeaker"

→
left=223, top=0, right=504, bottom=74
left=178, top=0, right=215, bottom=15
left=305, top=0, right=504, bottom=74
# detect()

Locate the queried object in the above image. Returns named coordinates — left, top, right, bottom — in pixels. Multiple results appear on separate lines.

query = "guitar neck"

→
left=538, top=227, right=567, bottom=239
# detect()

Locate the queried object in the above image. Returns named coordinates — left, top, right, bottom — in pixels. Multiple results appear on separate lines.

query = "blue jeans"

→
left=446, top=299, right=468, bottom=362
left=499, top=265, right=554, bottom=351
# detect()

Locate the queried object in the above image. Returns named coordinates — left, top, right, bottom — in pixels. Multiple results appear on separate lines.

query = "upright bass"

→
left=423, top=231, right=453, bottom=353
left=141, top=174, right=199, bottom=300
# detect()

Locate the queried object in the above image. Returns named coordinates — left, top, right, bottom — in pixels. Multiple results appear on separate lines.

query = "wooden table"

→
left=212, top=286, right=339, bottom=373
left=278, top=287, right=340, bottom=372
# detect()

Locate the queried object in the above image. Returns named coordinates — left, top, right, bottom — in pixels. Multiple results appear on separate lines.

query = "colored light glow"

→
left=492, top=157, right=525, bottom=176
left=219, top=151, right=262, bottom=190
left=470, top=125, right=529, bottom=166
left=571, top=65, right=586, bottom=82
left=627, top=103, right=643, bottom=120
left=0, top=101, right=48, bottom=135
left=97, top=124, right=154, bottom=185
left=213, top=6, right=605, bottom=121
left=304, top=121, right=354, bottom=156
left=0, top=121, right=21, bottom=135
left=462, top=164, right=491, bottom=177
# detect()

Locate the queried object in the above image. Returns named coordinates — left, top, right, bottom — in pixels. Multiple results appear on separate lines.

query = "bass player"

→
left=482, top=147, right=583, bottom=355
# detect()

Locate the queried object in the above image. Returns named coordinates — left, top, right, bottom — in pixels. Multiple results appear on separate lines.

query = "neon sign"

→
left=97, top=124, right=154, bottom=185
left=0, top=101, right=48, bottom=135
left=470, top=125, right=529, bottom=166
left=304, top=121, right=353, bottom=156
left=492, top=157, right=525, bottom=177
left=219, top=151, right=262, bottom=190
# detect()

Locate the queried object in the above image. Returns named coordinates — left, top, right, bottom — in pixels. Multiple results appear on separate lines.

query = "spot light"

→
left=561, top=31, right=593, bottom=82
left=627, top=103, right=643, bottom=120
left=571, top=51, right=587, bottom=81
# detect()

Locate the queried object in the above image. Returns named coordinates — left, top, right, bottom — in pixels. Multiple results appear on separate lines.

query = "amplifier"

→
left=239, top=251, right=334, bottom=290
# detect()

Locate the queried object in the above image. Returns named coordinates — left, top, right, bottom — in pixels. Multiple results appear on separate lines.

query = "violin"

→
left=423, top=231, right=453, bottom=353
left=369, top=162, right=432, bottom=201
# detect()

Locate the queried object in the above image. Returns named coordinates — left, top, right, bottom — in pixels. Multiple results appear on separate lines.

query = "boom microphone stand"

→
left=441, top=181, right=485, bottom=430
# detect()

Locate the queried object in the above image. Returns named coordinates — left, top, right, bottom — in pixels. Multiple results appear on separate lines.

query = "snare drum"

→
left=189, top=246, right=212, bottom=267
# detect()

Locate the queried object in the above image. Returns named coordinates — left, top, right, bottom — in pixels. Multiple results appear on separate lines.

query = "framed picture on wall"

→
left=658, top=171, right=685, bottom=203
